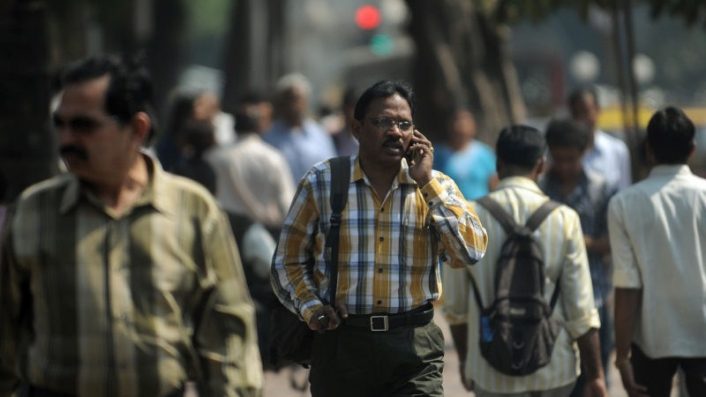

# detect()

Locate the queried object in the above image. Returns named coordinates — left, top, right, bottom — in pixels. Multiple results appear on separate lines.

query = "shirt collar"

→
left=352, top=156, right=417, bottom=186
left=648, top=164, right=693, bottom=178
left=59, top=152, right=174, bottom=216
left=496, top=176, right=545, bottom=195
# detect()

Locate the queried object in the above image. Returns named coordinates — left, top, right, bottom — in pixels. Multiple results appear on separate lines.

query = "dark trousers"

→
left=309, top=321, right=444, bottom=397
left=631, top=344, right=706, bottom=397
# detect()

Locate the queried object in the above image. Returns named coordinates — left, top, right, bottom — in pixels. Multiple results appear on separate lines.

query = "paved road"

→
left=261, top=310, right=640, bottom=397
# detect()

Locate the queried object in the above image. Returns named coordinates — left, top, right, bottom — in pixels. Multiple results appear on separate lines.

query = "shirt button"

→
left=378, top=268, right=383, bottom=273
left=377, top=300, right=383, bottom=305
left=380, top=207, right=385, bottom=212
left=379, top=236, right=384, bottom=242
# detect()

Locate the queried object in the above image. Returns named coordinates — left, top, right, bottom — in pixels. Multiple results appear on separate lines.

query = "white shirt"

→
left=205, top=135, right=295, bottom=228
left=443, top=177, right=600, bottom=393
left=583, top=130, right=631, bottom=190
left=608, top=165, right=706, bottom=358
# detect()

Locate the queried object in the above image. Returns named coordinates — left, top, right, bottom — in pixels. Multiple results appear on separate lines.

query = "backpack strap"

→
left=325, top=156, right=351, bottom=307
left=525, top=200, right=562, bottom=310
left=476, top=196, right=521, bottom=235
left=471, top=197, right=561, bottom=310
left=525, top=200, right=560, bottom=231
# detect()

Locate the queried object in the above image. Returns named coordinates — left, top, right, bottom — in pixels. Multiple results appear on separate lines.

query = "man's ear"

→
left=130, top=112, right=151, bottom=144
left=532, top=157, right=546, bottom=178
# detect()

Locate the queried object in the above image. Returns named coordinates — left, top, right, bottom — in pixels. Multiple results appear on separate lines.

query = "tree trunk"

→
left=221, top=0, right=287, bottom=113
left=405, top=0, right=525, bottom=144
left=0, top=1, right=57, bottom=201
left=146, top=0, right=186, bottom=123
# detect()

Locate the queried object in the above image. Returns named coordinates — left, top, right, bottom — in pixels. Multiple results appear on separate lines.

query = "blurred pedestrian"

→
left=206, top=97, right=295, bottom=232
left=434, top=108, right=498, bottom=200
left=206, top=97, right=296, bottom=367
left=155, top=91, right=199, bottom=171
left=609, top=107, right=706, bottom=397
left=444, top=125, right=607, bottom=397
left=541, top=119, right=616, bottom=396
left=264, top=73, right=336, bottom=183
left=568, top=87, right=631, bottom=190
left=271, top=80, right=488, bottom=396
left=172, top=119, right=218, bottom=194
left=0, top=55, right=262, bottom=397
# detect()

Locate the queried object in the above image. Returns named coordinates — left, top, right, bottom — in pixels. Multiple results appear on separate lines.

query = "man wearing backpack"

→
left=443, top=125, right=606, bottom=397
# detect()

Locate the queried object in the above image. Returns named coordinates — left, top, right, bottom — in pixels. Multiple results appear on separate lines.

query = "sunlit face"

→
left=548, top=146, right=584, bottom=183
left=53, top=76, right=140, bottom=184
left=353, top=94, right=414, bottom=166
left=571, top=94, right=599, bottom=132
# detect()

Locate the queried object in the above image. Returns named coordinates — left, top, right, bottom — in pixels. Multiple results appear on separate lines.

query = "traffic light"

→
left=355, top=5, right=381, bottom=31
left=354, top=4, right=394, bottom=56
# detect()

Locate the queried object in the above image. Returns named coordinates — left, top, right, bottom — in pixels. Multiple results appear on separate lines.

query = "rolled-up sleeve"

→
left=608, top=196, right=642, bottom=289
left=558, top=210, right=601, bottom=339
left=422, top=173, right=488, bottom=269
left=195, top=211, right=262, bottom=397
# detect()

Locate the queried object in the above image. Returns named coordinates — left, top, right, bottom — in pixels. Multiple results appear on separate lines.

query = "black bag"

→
left=268, top=156, right=350, bottom=368
left=471, top=197, right=561, bottom=376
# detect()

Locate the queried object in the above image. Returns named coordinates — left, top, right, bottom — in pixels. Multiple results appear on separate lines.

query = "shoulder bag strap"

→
left=325, top=156, right=351, bottom=307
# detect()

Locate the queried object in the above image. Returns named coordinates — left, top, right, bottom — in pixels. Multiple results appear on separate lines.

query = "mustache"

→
left=383, top=137, right=403, bottom=146
left=59, top=145, right=89, bottom=160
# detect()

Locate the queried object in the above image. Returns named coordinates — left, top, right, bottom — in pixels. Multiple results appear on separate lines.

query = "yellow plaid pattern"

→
left=271, top=156, right=488, bottom=323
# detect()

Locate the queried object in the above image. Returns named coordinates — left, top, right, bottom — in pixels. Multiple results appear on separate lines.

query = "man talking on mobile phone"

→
left=271, top=80, right=488, bottom=396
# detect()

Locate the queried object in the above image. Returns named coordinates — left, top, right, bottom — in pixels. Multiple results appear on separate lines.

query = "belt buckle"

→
left=370, top=315, right=389, bottom=332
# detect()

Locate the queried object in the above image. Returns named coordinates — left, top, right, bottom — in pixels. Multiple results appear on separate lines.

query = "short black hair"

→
left=647, top=106, right=695, bottom=164
left=545, top=118, right=590, bottom=151
left=62, top=54, right=157, bottom=142
left=568, top=86, right=599, bottom=112
left=353, top=80, right=415, bottom=121
left=234, top=108, right=259, bottom=133
left=496, top=125, right=546, bottom=169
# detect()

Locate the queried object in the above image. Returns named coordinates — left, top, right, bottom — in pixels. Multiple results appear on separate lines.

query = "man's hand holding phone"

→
left=406, top=129, right=434, bottom=187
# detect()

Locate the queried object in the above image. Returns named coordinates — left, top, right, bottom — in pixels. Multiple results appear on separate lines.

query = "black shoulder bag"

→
left=268, top=156, right=350, bottom=368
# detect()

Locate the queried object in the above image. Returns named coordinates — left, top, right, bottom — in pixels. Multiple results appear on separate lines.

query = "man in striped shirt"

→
left=443, top=126, right=606, bottom=397
left=0, top=56, right=262, bottom=397
left=271, top=80, right=488, bottom=396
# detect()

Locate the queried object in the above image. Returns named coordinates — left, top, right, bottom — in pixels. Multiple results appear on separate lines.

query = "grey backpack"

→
left=471, top=196, right=562, bottom=376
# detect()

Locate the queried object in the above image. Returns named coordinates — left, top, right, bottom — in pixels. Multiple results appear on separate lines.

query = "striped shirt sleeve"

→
left=271, top=176, right=324, bottom=324
left=194, top=209, right=262, bottom=396
left=0, top=224, right=22, bottom=397
left=422, top=173, right=488, bottom=269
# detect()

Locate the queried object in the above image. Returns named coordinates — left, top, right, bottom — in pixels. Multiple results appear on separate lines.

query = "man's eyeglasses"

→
left=52, top=115, right=114, bottom=134
left=368, top=116, right=414, bottom=132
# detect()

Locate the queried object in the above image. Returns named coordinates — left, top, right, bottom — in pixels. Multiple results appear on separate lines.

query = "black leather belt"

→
left=344, top=303, right=434, bottom=332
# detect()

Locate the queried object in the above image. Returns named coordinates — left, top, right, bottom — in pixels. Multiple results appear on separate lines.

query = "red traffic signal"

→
left=355, top=5, right=381, bottom=30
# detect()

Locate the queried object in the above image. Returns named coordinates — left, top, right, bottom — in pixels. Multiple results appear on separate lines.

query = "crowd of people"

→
left=0, top=53, right=704, bottom=397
